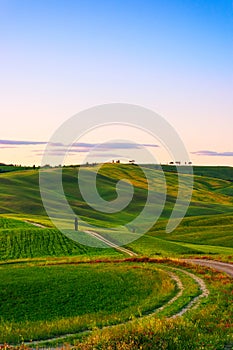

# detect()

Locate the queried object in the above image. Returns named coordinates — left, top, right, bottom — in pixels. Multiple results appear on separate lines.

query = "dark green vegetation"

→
left=0, top=217, right=120, bottom=260
left=0, top=164, right=232, bottom=348
left=145, top=164, right=233, bottom=181
left=0, top=163, right=33, bottom=173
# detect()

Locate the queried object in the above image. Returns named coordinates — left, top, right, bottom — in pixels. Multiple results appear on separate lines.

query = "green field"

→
left=0, top=164, right=232, bottom=348
left=0, top=217, right=122, bottom=260
left=0, top=262, right=177, bottom=343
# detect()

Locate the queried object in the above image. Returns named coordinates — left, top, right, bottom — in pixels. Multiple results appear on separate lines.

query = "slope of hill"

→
left=0, top=164, right=232, bottom=347
left=0, top=164, right=232, bottom=257
left=158, top=165, right=233, bottom=181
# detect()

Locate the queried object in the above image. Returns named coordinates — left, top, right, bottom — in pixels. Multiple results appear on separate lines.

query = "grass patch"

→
left=0, top=262, right=175, bottom=343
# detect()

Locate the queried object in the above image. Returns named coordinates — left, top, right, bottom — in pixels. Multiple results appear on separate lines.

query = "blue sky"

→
left=0, top=0, right=232, bottom=165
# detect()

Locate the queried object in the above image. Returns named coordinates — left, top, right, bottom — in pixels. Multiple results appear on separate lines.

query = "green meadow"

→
left=0, top=262, right=177, bottom=343
left=0, top=164, right=232, bottom=348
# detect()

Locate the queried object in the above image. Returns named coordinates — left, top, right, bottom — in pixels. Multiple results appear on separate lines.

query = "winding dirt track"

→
left=183, top=259, right=233, bottom=278
left=24, top=222, right=137, bottom=257
left=24, top=257, right=233, bottom=347
left=84, top=229, right=233, bottom=279
left=84, top=230, right=137, bottom=256
left=24, top=263, right=209, bottom=347
left=26, top=222, right=233, bottom=277
left=21, top=224, right=232, bottom=347
left=24, top=220, right=46, bottom=228
left=84, top=230, right=233, bottom=279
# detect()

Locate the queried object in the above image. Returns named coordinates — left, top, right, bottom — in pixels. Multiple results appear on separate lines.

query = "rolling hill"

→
left=0, top=164, right=232, bottom=258
left=0, top=164, right=233, bottom=347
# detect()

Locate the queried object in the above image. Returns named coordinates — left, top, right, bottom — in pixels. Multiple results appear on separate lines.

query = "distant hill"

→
left=0, top=163, right=232, bottom=219
left=0, top=163, right=232, bottom=256
left=0, top=163, right=33, bottom=173
left=158, top=165, right=233, bottom=181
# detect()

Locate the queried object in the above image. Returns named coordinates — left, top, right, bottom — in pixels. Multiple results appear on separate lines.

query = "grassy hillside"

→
left=0, top=164, right=33, bottom=173
left=0, top=164, right=232, bottom=258
left=146, top=164, right=233, bottom=181
left=0, top=165, right=232, bottom=348
left=1, top=164, right=232, bottom=217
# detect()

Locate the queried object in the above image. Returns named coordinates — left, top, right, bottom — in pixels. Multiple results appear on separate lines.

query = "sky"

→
left=0, top=0, right=232, bottom=166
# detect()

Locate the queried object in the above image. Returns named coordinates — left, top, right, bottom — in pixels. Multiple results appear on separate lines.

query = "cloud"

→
left=71, top=142, right=159, bottom=150
left=0, top=139, right=47, bottom=146
left=192, top=150, right=233, bottom=157
left=0, top=140, right=159, bottom=152
left=142, top=143, right=160, bottom=148
left=32, top=147, right=90, bottom=154
left=89, top=153, right=122, bottom=158
left=1, top=139, right=159, bottom=152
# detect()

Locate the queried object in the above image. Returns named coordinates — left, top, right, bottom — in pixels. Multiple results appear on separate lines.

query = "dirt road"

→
left=84, top=230, right=137, bottom=256
left=24, top=220, right=46, bottom=228
left=184, top=259, right=233, bottom=278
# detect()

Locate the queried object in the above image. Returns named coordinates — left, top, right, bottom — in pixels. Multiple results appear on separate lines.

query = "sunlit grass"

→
left=0, top=262, right=175, bottom=343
